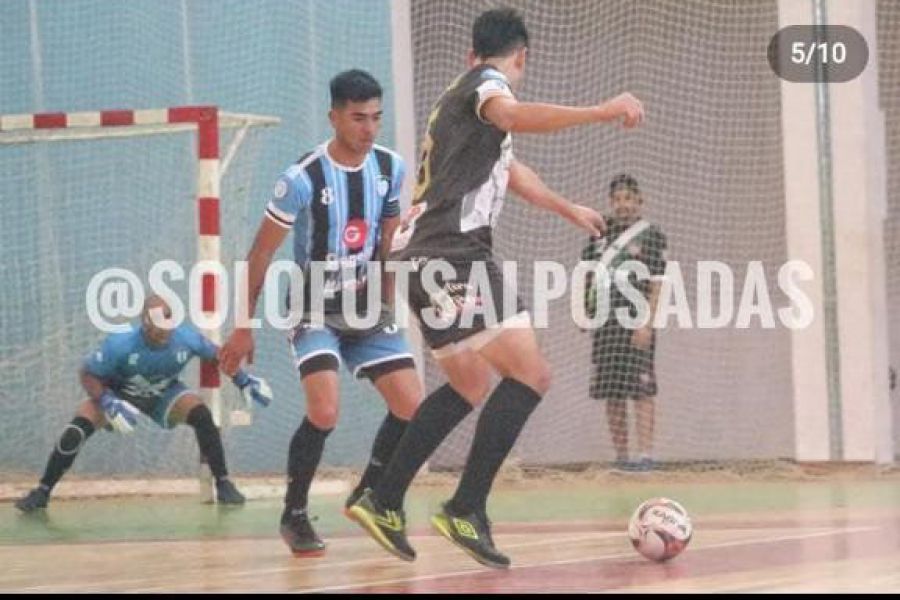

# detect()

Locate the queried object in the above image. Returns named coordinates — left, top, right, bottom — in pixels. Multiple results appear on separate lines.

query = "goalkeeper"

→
left=14, top=295, right=272, bottom=513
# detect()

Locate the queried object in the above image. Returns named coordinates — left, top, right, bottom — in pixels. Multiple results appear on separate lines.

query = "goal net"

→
left=0, top=0, right=407, bottom=496
left=0, top=107, right=277, bottom=481
left=410, top=0, right=795, bottom=473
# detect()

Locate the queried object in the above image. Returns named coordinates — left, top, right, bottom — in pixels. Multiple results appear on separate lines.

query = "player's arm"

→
left=379, top=215, right=401, bottom=305
left=645, top=229, right=668, bottom=328
left=582, top=238, right=599, bottom=324
left=220, top=173, right=306, bottom=374
left=647, top=281, right=662, bottom=323
left=632, top=280, right=661, bottom=351
left=481, top=92, right=644, bottom=134
left=219, top=218, right=287, bottom=373
left=633, top=230, right=667, bottom=350
left=242, top=219, right=290, bottom=324
left=509, top=159, right=605, bottom=236
left=79, top=368, right=108, bottom=403
left=81, top=343, right=139, bottom=433
left=186, top=326, right=273, bottom=408
left=379, top=155, right=406, bottom=306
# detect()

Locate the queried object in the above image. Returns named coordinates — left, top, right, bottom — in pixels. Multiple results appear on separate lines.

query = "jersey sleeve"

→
left=382, top=155, right=406, bottom=220
left=644, top=227, right=668, bottom=280
left=82, top=336, right=123, bottom=379
left=180, top=324, right=219, bottom=362
left=474, top=68, right=515, bottom=124
left=265, top=171, right=312, bottom=229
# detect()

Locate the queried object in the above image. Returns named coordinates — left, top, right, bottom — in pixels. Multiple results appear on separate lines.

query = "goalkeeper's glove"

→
left=232, top=371, right=273, bottom=410
left=99, top=391, right=140, bottom=434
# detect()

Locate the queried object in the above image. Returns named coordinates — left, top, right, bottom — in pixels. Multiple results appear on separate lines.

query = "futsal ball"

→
left=628, top=497, right=693, bottom=561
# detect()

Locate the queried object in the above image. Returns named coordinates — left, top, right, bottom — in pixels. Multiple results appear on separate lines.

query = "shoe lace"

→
left=385, top=508, right=405, bottom=525
left=476, top=511, right=496, bottom=547
left=287, top=508, right=318, bottom=529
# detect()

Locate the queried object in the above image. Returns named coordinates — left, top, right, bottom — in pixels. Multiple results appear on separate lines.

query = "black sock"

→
left=374, top=384, right=473, bottom=509
left=354, top=412, right=409, bottom=497
left=284, top=418, right=332, bottom=515
left=40, top=417, right=96, bottom=492
left=186, top=405, right=229, bottom=481
left=448, top=378, right=542, bottom=517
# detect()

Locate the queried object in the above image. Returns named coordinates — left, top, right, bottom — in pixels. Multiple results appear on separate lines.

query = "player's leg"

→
left=431, top=320, right=549, bottom=569
left=598, top=324, right=636, bottom=470
left=632, top=340, right=659, bottom=471
left=280, top=326, right=342, bottom=556
left=634, top=395, right=656, bottom=471
left=348, top=348, right=493, bottom=561
left=371, top=347, right=493, bottom=505
left=450, top=318, right=551, bottom=514
left=348, top=366, right=417, bottom=506
left=166, top=388, right=244, bottom=505
left=341, top=325, right=419, bottom=507
left=354, top=260, right=494, bottom=517
left=15, top=399, right=106, bottom=513
left=605, top=399, right=630, bottom=468
left=347, top=258, right=496, bottom=560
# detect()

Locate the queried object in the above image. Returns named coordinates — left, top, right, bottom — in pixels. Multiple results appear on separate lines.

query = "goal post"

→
left=1, top=105, right=279, bottom=429
left=0, top=106, right=278, bottom=498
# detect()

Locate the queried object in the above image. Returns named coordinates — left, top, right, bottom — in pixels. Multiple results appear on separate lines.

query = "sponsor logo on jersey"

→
left=377, top=176, right=390, bottom=198
left=343, top=218, right=368, bottom=251
left=273, top=179, right=288, bottom=199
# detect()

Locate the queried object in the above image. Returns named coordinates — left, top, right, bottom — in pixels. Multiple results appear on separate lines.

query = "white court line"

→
left=131, top=533, right=620, bottom=593
left=9, top=525, right=874, bottom=593
left=13, top=532, right=618, bottom=593
left=300, top=526, right=879, bottom=593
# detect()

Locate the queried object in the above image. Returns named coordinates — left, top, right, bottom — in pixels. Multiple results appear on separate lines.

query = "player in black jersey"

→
left=348, top=8, right=644, bottom=568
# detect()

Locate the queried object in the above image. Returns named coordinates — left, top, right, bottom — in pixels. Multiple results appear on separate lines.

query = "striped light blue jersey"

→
left=265, top=142, right=405, bottom=312
left=82, top=323, right=217, bottom=402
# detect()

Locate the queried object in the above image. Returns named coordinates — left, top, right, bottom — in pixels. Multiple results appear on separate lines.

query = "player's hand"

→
left=599, top=93, right=644, bottom=129
left=631, top=325, right=654, bottom=351
left=234, top=373, right=273, bottom=409
left=219, top=329, right=254, bottom=375
left=99, top=391, right=139, bottom=434
left=567, top=204, right=606, bottom=236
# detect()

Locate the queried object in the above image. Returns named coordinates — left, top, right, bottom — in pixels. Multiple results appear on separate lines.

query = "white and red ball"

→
left=628, top=497, right=693, bottom=561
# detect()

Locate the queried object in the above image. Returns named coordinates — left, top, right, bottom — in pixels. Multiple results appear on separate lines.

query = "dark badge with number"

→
left=768, top=25, right=868, bottom=83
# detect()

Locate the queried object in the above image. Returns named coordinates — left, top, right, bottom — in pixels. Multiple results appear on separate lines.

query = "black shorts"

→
left=590, top=324, right=657, bottom=400
left=407, top=257, right=525, bottom=351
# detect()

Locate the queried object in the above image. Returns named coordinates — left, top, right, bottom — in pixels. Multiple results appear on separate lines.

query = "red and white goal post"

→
left=0, top=105, right=280, bottom=430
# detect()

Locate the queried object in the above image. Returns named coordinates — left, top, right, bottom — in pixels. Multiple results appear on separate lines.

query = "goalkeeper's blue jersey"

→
left=82, top=323, right=217, bottom=401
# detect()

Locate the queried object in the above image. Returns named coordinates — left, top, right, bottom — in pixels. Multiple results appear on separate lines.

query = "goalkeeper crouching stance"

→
left=14, top=295, right=272, bottom=513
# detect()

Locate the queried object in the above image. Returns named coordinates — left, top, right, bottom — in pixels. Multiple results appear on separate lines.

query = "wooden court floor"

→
left=3, top=475, right=900, bottom=592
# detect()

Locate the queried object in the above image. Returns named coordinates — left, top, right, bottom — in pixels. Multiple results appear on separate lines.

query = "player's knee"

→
left=453, top=376, right=492, bottom=407
left=519, top=359, right=552, bottom=396
left=307, top=404, right=339, bottom=430
left=186, top=403, right=214, bottom=428
left=533, top=365, right=552, bottom=395
left=57, top=417, right=96, bottom=455
left=389, top=392, right=419, bottom=421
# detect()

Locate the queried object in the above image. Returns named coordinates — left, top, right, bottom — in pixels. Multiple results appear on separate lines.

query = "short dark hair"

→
left=609, top=174, right=640, bottom=197
left=472, top=8, right=529, bottom=59
left=330, top=69, right=382, bottom=108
